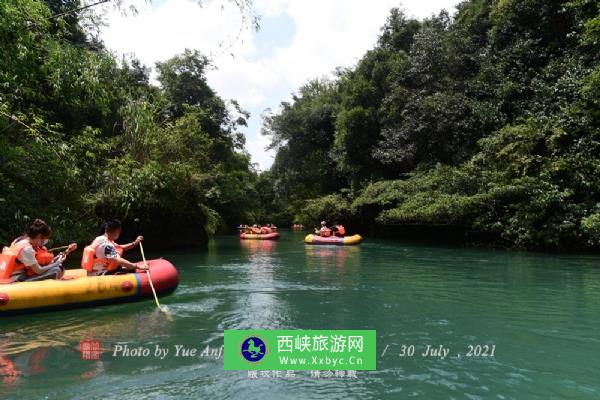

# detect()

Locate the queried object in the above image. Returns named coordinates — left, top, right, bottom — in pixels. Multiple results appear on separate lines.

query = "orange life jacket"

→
left=35, top=247, right=54, bottom=266
left=81, top=237, right=124, bottom=273
left=335, top=225, right=346, bottom=236
left=261, top=227, right=271, bottom=234
left=20, top=246, right=55, bottom=277
left=0, top=239, right=31, bottom=283
left=320, top=228, right=332, bottom=237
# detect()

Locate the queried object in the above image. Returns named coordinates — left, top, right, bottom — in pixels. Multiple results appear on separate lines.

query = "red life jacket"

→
left=0, top=239, right=31, bottom=283
left=81, top=237, right=124, bottom=273
left=261, top=227, right=271, bottom=234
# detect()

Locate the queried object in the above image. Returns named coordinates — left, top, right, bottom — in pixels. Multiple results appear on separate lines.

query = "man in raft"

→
left=0, top=219, right=77, bottom=283
left=82, top=219, right=147, bottom=276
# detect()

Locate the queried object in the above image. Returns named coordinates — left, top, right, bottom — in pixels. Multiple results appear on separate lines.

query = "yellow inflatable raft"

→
left=304, top=234, right=362, bottom=245
left=0, top=259, right=178, bottom=316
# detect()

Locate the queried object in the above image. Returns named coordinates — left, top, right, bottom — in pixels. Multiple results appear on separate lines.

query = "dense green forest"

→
left=262, top=0, right=600, bottom=249
left=0, top=0, right=266, bottom=246
left=2, top=0, right=600, bottom=250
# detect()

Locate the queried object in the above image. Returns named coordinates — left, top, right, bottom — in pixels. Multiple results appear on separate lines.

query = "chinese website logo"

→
left=241, top=337, right=266, bottom=362
left=224, top=330, right=376, bottom=371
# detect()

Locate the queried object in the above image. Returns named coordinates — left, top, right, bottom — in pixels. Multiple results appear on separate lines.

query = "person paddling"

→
left=0, top=219, right=76, bottom=283
left=81, top=219, right=147, bottom=276
left=332, top=224, right=346, bottom=237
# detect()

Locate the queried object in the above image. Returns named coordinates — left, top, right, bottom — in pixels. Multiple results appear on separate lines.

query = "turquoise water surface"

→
left=1, top=230, right=599, bottom=399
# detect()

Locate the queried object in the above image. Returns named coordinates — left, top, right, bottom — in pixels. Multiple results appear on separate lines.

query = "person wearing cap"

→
left=315, top=221, right=332, bottom=237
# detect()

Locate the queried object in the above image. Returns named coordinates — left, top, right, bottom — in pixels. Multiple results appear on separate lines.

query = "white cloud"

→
left=101, top=0, right=461, bottom=170
left=207, top=58, right=281, bottom=106
left=102, top=0, right=256, bottom=65
left=253, top=0, right=288, bottom=17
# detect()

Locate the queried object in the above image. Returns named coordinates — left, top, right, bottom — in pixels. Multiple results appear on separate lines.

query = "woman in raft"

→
left=81, top=219, right=147, bottom=276
left=0, top=219, right=77, bottom=283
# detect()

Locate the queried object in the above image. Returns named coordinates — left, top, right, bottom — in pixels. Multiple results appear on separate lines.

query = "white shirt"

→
left=91, top=235, right=119, bottom=272
left=15, top=239, right=36, bottom=267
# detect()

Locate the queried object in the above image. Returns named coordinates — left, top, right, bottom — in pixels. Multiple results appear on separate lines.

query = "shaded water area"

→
left=1, top=230, right=599, bottom=399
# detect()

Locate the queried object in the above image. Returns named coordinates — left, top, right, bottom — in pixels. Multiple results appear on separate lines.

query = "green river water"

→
left=1, top=230, right=599, bottom=399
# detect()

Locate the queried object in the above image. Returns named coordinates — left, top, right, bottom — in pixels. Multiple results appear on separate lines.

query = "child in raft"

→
left=82, top=219, right=147, bottom=276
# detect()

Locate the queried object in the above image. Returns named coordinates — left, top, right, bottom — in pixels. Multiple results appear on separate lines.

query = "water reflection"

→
left=1, top=310, right=172, bottom=355
left=0, top=309, right=173, bottom=392
left=239, top=238, right=277, bottom=254
left=0, top=343, right=105, bottom=391
left=221, top=238, right=291, bottom=329
left=304, top=245, right=361, bottom=270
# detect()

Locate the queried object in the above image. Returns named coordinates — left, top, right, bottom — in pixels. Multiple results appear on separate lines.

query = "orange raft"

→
left=0, top=259, right=179, bottom=316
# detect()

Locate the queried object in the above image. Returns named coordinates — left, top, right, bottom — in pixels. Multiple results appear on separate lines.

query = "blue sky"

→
left=101, top=0, right=461, bottom=170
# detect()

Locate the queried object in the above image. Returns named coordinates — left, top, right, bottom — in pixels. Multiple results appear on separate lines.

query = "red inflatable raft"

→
left=240, top=232, right=280, bottom=240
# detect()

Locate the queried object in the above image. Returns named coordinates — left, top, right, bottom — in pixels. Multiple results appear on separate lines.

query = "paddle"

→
left=47, top=245, right=70, bottom=252
left=139, top=242, right=167, bottom=313
left=47, top=243, right=77, bottom=254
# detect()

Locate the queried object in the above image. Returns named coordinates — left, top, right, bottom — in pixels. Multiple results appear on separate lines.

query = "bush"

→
left=295, top=194, right=352, bottom=228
